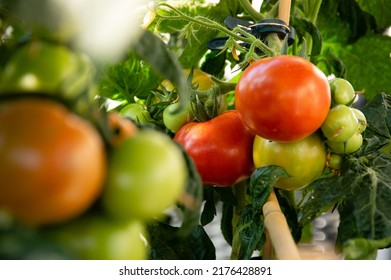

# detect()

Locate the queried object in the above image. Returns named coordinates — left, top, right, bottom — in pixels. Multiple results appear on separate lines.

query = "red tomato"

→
left=235, top=55, right=331, bottom=142
left=174, top=110, right=254, bottom=186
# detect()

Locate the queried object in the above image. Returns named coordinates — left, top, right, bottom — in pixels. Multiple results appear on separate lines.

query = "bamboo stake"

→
left=278, top=0, right=291, bottom=25
left=262, top=191, right=301, bottom=260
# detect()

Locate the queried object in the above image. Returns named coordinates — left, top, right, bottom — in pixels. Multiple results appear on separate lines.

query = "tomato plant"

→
left=0, top=0, right=390, bottom=262
left=102, top=129, right=187, bottom=221
left=235, top=55, right=331, bottom=142
left=0, top=98, right=106, bottom=225
left=253, top=133, right=327, bottom=190
left=174, top=110, right=254, bottom=186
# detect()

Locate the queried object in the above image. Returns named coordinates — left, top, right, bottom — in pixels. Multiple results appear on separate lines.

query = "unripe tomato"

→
left=163, top=102, right=194, bottom=133
left=321, top=105, right=359, bottom=142
left=351, top=108, right=367, bottom=133
left=330, top=78, right=356, bottom=105
left=47, top=215, right=147, bottom=260
left=328, top=153, right=343, bottom=170
left=119, top=103, right=153, bottom=125
left=0, top=98, right=106, bottom=225
left=174, top=110, right=255, bottom=186
left=161, top=68, right=215, bottom=91
left=0, top=40, right=94, bottom=99
left=235, top=55, right=331, bottom=142
left=102, top=129, right=187, bottom=221
left=326, top=132, right=363, bottom=154
left=253, top=133, right=326, bottom=190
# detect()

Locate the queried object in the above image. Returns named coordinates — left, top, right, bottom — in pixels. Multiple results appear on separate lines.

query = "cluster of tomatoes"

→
left=0, top=40, right=188, bottom=259
left=321, top=78, right=367, bottom=170
left=174, top=55, right=366, bottom=191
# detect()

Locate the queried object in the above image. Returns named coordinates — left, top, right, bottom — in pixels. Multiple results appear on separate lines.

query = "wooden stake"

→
left=278, top=0, right=291, bottom=25
left=262, top=191, right=301, bottom=260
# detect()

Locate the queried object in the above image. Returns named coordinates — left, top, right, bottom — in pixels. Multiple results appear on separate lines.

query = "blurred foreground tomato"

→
left=47, top=215, right=147, bottom=260
left=0, top=98, right=106, bottom=225
left=102, top=129, right=187, bottom=221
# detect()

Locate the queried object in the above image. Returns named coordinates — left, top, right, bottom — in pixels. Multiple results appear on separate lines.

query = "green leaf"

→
left=355, top=0, right=391, bottom=28
left=234, top=166, right=289, bottom=259
left=148, top=223, right=215, bottom=260
left=360, top=92, right=391, bottom=153
left=276, top=190, right=302, bottom=243
left=335, top=35, right=391, bottom=100
left=200, top=188, right=217, bottom=226
left=297, top=174, right=351, bottom=225
left=248, top=166, right=290, bottom=209
left=132, top=29, right=190, bottom=108
left=337, top=153, right=391, bottom=244
left=220, top=203, right=234, bottom=246
left=99, top=52, right=161, bottom=102
left=178, top=149, right=204, bottom=237
left=177, top=0, right=244, bottom=68
left=292, top=17, right=323, bottom=57
left=343, top=236, right=391, bottom=260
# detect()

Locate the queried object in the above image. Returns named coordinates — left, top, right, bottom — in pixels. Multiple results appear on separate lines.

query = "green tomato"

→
left=326, top=132, right=363, bottom=154
left=330, top=78, right=355, bottom=106
left=119, top=103, right=153, bottom=125
left=102, top=129, right=187, bottom=221
left=47, top=215, right=147, bottom=260
left=163, top=102, right=194, bottom=133
left=0, top=40, right=94, bottom=99
left=328, top=153, right=343, bottom=170
left=253, top=133, right=326, bottom=190
left=321, top=105, right=359, bottom=142
left=351, top=108, right=367, bottom=133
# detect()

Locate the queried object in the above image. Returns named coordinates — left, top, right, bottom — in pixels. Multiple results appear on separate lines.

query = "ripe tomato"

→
left=253, top=133, right=326, bottom=190
left=47, top=215, right=147, bottom=260
left=235, top=55, right=331, bottom=142
left=0, top=98, right=106, bottom=225
left=174, top=110, right=255, bottom=186
left=102, top=129, right=187, bottom=221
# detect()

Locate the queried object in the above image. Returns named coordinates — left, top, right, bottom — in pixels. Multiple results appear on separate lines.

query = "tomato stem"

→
left=304, top=0, right=323, bottom=58
left=230, top=181, right=248, bottom=260
left=154, top=3, right=275, bottom=59
left=238, top=0, right=264, bottom=21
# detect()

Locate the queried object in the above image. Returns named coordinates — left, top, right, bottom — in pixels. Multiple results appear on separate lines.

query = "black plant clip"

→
left=208, top=16, right=295, bottom=51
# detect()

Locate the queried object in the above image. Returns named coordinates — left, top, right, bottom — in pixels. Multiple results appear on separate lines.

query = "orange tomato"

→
left=107, top=111, right=138, bottom=147
left=0, top=98, right=106, bottom=225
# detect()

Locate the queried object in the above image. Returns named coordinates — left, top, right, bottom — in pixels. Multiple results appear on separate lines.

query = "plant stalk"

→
left=238, top=0, right=264, bottom=21
left=230, top=181, right=248, bottom=260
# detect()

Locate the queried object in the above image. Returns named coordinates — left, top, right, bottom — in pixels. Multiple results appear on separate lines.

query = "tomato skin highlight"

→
left=235, top=55, right=331, bottom=142
left=0, top=98, right=106, bottom=225
left=253, top=133, right=327, bottom=190
left=174, top=110, right=255, bottom=186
